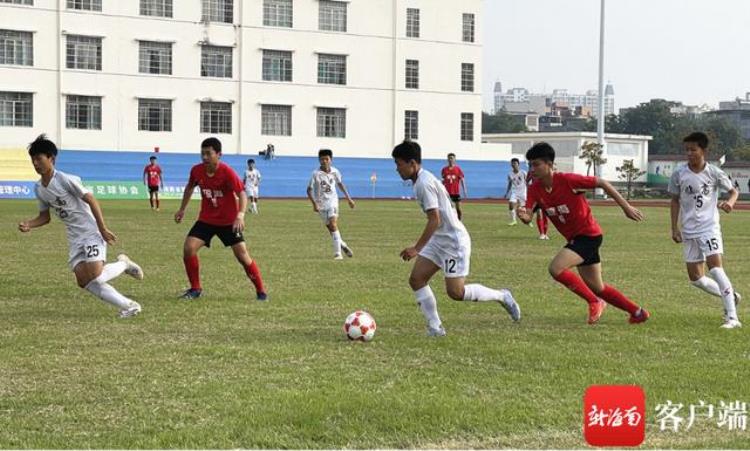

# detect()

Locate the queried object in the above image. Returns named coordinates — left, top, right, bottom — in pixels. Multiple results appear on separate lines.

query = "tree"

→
left=482, top=111, right=528, bottom=134
left=579, top=141, right=607, bottom=176
left=616, top=159, right=646, bottom=200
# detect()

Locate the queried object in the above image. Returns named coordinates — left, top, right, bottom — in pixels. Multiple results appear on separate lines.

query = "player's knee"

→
left=548, top=265, right=562, bottom=278
left=446, top=286, right=464, bottom=301
left=408, top=275, right=425, bottom=291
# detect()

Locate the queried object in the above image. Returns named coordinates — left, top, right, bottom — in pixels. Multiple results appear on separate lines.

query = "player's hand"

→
left=100, top=227, right=117, bottom=245
left=622, top=206, right=644, bottom=222
left=312, top=203, right=320, bottom=213
left=671, top=229, right=683, bottom=243
left=348, top=199, right=355, bottom=209
left=174, top=209, right=185, bottom=223
left=18, top=221, right=31, bottom=233
left=233, top=215, right=245, bottom=234
left=719, top=201, right=734, bottom=213
left=400, top=246, right=418, bottom=261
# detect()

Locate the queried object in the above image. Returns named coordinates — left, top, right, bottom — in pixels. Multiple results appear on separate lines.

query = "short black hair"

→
left=201, top=137, right=222, bottom=153
left=448, top=153, right=456, bottom=158
left=525, top=142, right=555, bottom=163
left=511, top=157, right=520, bottom=164
left=318, top=148, right=333, bottom=158
left=149, top=156, right=157, bottom=160
left=28, top=134, right=58, bottom=158
left=247, top=158, right=255, bottom=164
left=683, top=132, right=709, bottom=150
left=392, top=140, right=422, bottom=163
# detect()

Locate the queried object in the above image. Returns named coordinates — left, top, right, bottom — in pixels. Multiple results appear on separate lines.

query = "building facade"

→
left=0, top=0, right=482, bottom=158
left=493, top=82, right=615, bottom=119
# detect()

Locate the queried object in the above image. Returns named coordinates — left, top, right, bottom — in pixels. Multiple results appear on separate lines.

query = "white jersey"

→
left=34, top=170, right=101, bottom=245
left=308, top=167, right=343, bottom=210
left=508, top=170, right=528, bottom=197
left=244, top=168, right=261, bottom=189
left=668, top=163, right=733, bottom=239
left=413, top=168, right=469, bottom=243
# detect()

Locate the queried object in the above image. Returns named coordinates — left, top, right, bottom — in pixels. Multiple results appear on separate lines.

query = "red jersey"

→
left=441, top=165, right=464, bottom=196
left=189, top=162, right=244, bottom=226
left=525, top=172, right=602, bottom=241
left=144, top=164, right=162, bottom=187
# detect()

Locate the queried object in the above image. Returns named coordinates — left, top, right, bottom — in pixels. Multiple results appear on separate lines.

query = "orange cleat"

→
left=588, top=299, right=607, bottom=324
left=628, top=308, right=650, bottom=324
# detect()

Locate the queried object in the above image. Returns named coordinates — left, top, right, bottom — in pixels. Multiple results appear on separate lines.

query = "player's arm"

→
left=460, top=177, right=468, bottom=198
left=82, top=192, right=117, bottom=244
left=159, top=169, right=164, bottom=189
left=596, top=177, right=643, bottom=222
left=670, top=194, right=682, bottom=243
left=503, top=176, right=511, bottom=198
left=18, top=209, right=51, bottom=232
left=400, top=208, right=440, bottom=261
left=233, top=190, right=247, bottom=233
left=175, top=178, right=197, bottom=223
left=719, top=187, right=739, bottom=213
left=143, top=167, right=148, bottom=185
left=336, top=181, right=355, bottom=209
left=306, top=185, right=319, bottom=212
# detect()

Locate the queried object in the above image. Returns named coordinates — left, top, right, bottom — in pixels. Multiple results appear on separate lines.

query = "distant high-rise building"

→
left=492, top=81, right=614, bottom=118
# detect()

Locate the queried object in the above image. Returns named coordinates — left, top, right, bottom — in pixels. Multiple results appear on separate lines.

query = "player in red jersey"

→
left=174, top=137, right=267, bottom=301
left=517, top=142, right=649, bottom=324
left=143, top=156, right=164, bottom=211
left=441, top=153, right=467, bottom=220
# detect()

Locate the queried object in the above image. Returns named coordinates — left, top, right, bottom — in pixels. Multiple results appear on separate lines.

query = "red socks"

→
left=598, top=284, right=640, bottom=315
left=553, top=269, right=598, bottom=305
left=183, top=255, right=201, bottom=290
left=244, top=261, right=266, bottom=294
left=537, top=214, right=548, bottom=235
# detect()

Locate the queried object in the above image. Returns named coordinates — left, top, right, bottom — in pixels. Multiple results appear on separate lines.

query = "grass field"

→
left=0, top=198, right=748, bottom=448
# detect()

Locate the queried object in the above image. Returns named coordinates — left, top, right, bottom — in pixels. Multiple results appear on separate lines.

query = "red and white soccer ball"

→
left=344, top=311, right=377, bottom=342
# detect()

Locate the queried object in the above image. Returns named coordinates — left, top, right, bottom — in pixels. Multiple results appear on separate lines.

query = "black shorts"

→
left=188, top=221, right=244, bottom=247
left=564, top=235, right=603, bottom=266
left=148, top=185, right=159, bottom=193
left=450, top=194, right=461, bottom=203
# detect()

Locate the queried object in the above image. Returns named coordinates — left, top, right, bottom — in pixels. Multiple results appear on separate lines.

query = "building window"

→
left=0, top=91, right=32, bottom=127
left=66, top=0, right=101, bottom=11
left=404, top=110, right=418, bottom=140
left=201, top=45, right=232, bottom=78
left=461, top=63, right=474, bottom=92
left=202, top=0, right=233, bottom=23
left=317, top=53, right=346, bottom=85
left=261, top=104, right=291, bottom=136
left=140, top=0, right=172, bottom=18
left=66, top=95, right=101, bottom=130
left=263, top=0, right=292, bottom=28
left=319, top=0, right=346, bottom=32
left=139, top=41, right=172, bottom=75
left=200, top=101, right=232, bottom=134
left=138, top=99, right=171, bottom=131
left=0, top=0, right=34, bottom=4
left=262, top=50, right=292, bottom=82
left=405, top=59, right=419, bottom=89
left=0, top=30, right=33, bottom=66
left=406, top=8, right=420, bottom=38
left=317, top=107, right=345, bottom=138
left=462, top=13, right=475, bottom=43
left=461, top=112, right=473, bottom=141
left=65, top=35, right=102, bottom=71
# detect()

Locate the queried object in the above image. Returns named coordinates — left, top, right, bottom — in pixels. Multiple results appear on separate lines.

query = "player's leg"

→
left=75, top=257, right=141, bottom=317
left=230, top=241, right=267, bottom=300
left=149, top=189, right=155, bottom=209
left=181, top=234, right=206, bottom=298
left=326, top=215, right=345, bottom=259
left=508, top=200, right=517, bottom=225
left=251, top=195, right=258, bottom=214
left=706, top=252, right=741, bottom=327
left=577, top=263, right=645, bottom=322
left=454, top=199, right=463, bottom=220
left=447, top=277, right=521, bottom=322
left=154, top=190, right=160, bottom=211
left=409, top=255, right=444, bottom=335
left=536, top=211, right=548, bottom=238
left=548, top=247, right=606, bottom=323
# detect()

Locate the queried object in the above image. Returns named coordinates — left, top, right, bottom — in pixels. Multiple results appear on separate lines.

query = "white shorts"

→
left=509, top=192, right=526, bottom=205
left=419, top=233, right=471, bottom=279
left=68, top=235, right=107, bottom=271
left=245, top=187, right=259, bottom=198
left=682, top=232, right=723, bottom=263
left=319, top=206, right=339, bottom=224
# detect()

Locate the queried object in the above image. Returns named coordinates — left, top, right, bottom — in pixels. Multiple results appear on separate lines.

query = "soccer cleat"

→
left=334, top=254, right=344, bottom=260
left=507, top=221, right=517, bottom=226
left=341, top=243, right=354, bottom=258
left=528, top=221, right=534, bottom=227
left=256, top=292, right=268, bottom=302
left=427, top=325, right=447, bottom=337
left=179, top=288, right=202, bottom=300
left=587, top=299, right=607, bottom=324
left=722, top=291, right=741, bottom=322
left=543, top=235, right=551, bottom=240
left=117, top=254, right=144, bottom=280
left=628, top=308, right=650, bottom=324
left=720, top=318, right=742, bottom=329
left=118, top=303, right=141, bottom=319
left=499, top=289, right=521, bottom=322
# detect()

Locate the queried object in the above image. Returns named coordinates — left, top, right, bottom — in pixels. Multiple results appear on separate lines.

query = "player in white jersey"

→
left=504, top=158, right=528, bottom=226
left=17, top=135, right=144, bottom=318
left=669, top=132, right=741, bottom=329
left=243, top=159, right=262, bottom=214
left=306, top=148, right=355, bottom=260
left=391, top=141, right=521, bottom=337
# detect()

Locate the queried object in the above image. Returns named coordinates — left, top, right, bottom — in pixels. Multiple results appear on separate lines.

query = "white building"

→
left=493, top=83, right=614, bottom=118
left=0, top=0, right=482, bottom=159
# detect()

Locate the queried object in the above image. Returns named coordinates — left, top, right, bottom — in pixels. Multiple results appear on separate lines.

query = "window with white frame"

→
left=319, top=0, right=346, bottom=32
left=66, top=95, right=101, bottom=130
left=317, top=53, right=346, bottom=85
left=263, top=0, right=292, bottom=28
left=0, top=0, right=34, bottom=4
left=138, top=98, right=171, bottom=131
left=139, top=41, right=172, bottom=75
left=406, top=8, right=420, bottom=38
left=317, top=107, right=345, bottom=138
left=261, top=104, right=291, bottom=136
left=460, top=112, right=474, bottom=141
left=0, top=30, right=33, bottom=66
left=65, top=35, right=101, bottom=70
left=262, top=50, right=292, bottom=82
left=0, top=91, right=33, bottom=127
left=200, top=101, right=232, bottom=134
left=202, top=0, right=232, bottom=23
left=462, top=13, right=475, bottom=43
left=201, top=45, right=232, bottom=78
left=405, top=59, right=419, bottom=89
left=66, top=0, right=101, bottom=11
left=461, top=63, right=474, bottom=92
left=140, top=0, right=172, bottom=18
left=404, top=110, right=418, bottom=140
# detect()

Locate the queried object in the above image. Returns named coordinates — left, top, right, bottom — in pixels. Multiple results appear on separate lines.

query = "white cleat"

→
left=334, top=253, right=344, bottom=260
left=499, top=289, right=521, bottom=322
left=720, top=319, right=742, bottom=329
left=427, top=325, right=447, bottom=337
left=118, top=303, right=142, bottom=319
left=117, top=254, right=144, bottom=280
left=341, top=243, right=353, bottom=258
left=723, top=291, right=741, bottom=322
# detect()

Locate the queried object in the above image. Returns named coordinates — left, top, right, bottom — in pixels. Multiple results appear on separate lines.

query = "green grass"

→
left=0, top=199, right=748, bottom=448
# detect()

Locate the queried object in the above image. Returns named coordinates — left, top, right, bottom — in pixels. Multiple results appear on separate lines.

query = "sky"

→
left=482, top=0, right=750, bottom=113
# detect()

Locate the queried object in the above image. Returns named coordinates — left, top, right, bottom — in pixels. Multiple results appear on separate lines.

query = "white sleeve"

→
left=35, top=186, right=49, bottom=212
left=257, top=170, right=261, bottom=182
left=308, top=172, right=316, bottom=190
left=334, top=168, right=343, bottom=184
left=60, top=173, right=90, bottom=199
left=714, top=167, right=733, bottom=192
left=417, top=182, right=439, bottom=212
left=667, top=170, right=680, bottom=196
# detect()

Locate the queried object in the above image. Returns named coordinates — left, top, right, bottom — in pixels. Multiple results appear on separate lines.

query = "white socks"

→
left=709, top=267, right=738, bottom=321
left=463, top=283, right=505, bottom=302
left=85, top=275, right=136, bottom=310
left=509, top=209, right=517, bottom=222
left=99, top=261, right=127, bottom=283
left=331, top=230, right=343, bottom=255
left=414, top=285, right=442, bottom=329
left=691, top=276, right=722, bottom=297
left=251, top=201, right=258, bottom=214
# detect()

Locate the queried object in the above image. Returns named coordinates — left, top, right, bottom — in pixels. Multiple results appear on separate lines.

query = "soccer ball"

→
left=344, top=311, right=377, bottom=342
